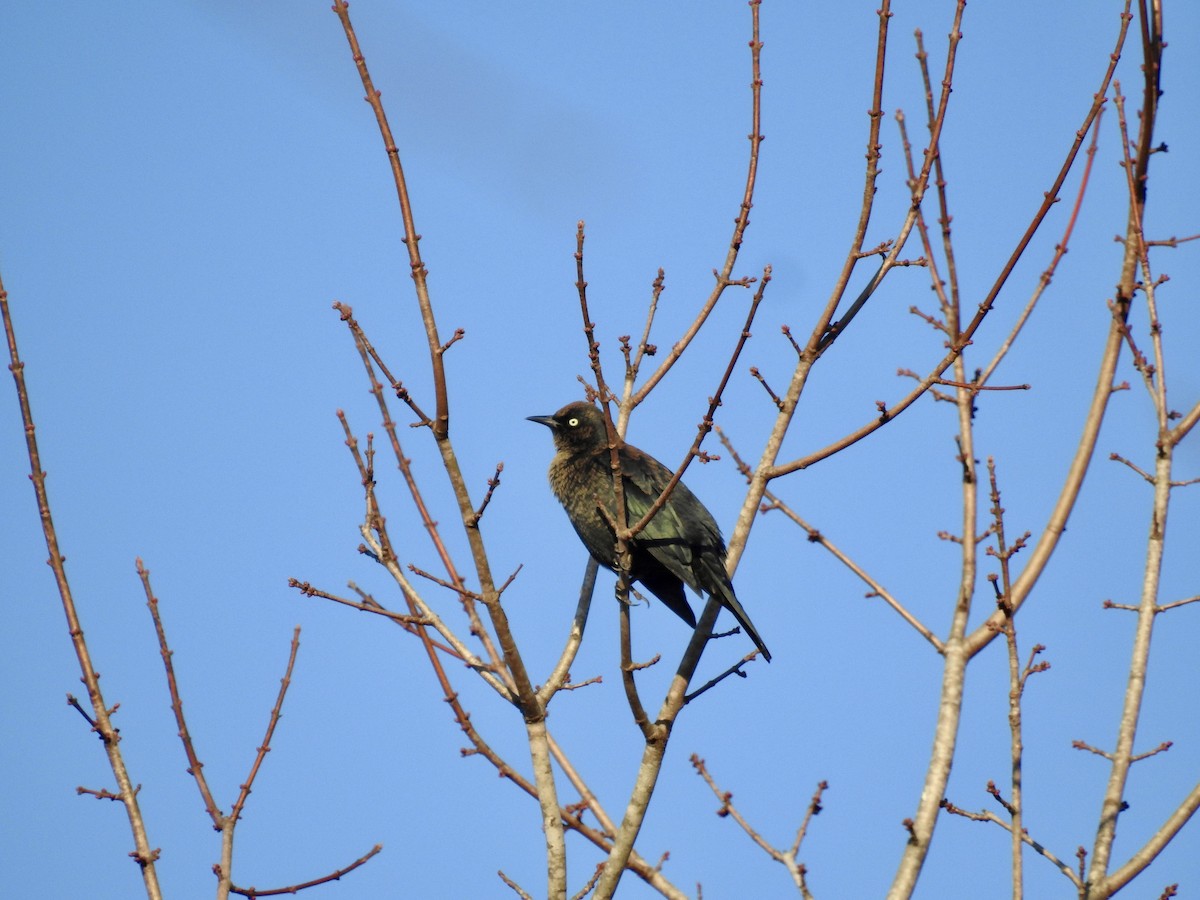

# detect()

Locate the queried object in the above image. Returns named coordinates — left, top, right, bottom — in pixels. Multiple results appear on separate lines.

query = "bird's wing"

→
left=619, top=453, right=719, bottom=593
left=619, top=448, right=772, bottom=660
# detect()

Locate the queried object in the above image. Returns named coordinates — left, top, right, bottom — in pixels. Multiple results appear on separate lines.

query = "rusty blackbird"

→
left=528, top=401, right=771, bottom=661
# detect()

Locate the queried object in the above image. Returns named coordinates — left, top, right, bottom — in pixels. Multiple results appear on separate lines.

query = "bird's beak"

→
left=526, top=415, right=557, bottom=429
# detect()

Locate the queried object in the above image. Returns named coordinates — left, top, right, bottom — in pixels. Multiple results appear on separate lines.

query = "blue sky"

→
left=3, top=2, right=1199, bottom=898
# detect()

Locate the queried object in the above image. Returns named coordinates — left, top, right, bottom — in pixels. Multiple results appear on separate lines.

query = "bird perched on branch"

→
left=528, top=401, right=771, bottom=662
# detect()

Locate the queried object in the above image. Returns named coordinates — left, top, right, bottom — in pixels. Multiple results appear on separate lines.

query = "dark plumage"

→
left=528, top=401, right=771, bottom=662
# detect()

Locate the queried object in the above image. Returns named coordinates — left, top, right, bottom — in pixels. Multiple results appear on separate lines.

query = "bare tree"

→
left=4, top=1, right=1197, bottom=897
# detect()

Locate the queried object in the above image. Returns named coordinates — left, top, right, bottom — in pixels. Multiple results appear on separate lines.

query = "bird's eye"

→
left=567, top=417, right=579, bottom=427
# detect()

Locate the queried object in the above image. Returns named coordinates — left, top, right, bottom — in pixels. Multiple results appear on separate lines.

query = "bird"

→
left=527, top=401, right=771, bottom=662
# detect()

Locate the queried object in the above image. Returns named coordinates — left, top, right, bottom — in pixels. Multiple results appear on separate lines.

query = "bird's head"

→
left=527, top=401, right=610, bottom=453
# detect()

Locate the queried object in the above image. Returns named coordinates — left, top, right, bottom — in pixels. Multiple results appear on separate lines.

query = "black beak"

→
left=526, top=415, right=557, bottom=429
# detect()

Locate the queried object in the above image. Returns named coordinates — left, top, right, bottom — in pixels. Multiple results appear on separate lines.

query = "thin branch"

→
left=1, top=275, right=162, bottom=896
left=330, top=2, right=447, bottom=438
left=1087, top=1, right=1169, bottom=884
left=498, top=870, right=535, bottom=900
left=627, top=0, right=766, bottom=409
left=333, top=318, right=506, bottom=678
left=941, top=800, right=1081, bottom=888
left=625, top=270, right=665, bottom=396
left=569, top=863, right=606, bottom=900
left=717, top=426, right=941, bottom=651
left=690, top=755, right=823, bottom=895
left=333, top=301, right=432, bottom=426
left=1110, top=452, right=1155, bottom=483
left=1155, top=595, right=1200, bottom=613
left=229, top=628, right=301, bottom=824
left=772, top=0, right=1125, bottom=482
left=289, top=578, right=435, bottom=628
left=683, top=652, right=759, bottom=704
left=140, top=560, right=223, bottom=828
left=964, top=0, right=1139, bottom=650
left=980, top=106, right=1103, bottom=387
left=228, top=844, right=383, bottom=897
left=468, top=463, right=505, bottom=527
left=625, top=267, right=772, bottom=543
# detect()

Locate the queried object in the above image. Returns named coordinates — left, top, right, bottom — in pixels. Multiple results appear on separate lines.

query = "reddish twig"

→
left=227, top=844, right=383, bottom=897
left=2, top=275, right=163, bottom=893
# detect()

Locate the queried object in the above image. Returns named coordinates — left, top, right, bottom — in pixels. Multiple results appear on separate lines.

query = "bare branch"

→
left=227, top=844, right=383, bottom=898
left=2, top=275, right=163, bottom=896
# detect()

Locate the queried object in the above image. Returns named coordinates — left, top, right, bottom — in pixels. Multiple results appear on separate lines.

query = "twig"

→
left=625, top=270, right=664, bottom=395
left=228, top=844, right=383, bottom=897
left=468, top=462, right=504, bottom=527
left=330, top=2, right=447, bottom=438
left=593, top=9, right=770, bottom=894
left=1110, top=452, right=1154, bottom=483
left=978, top=105, right=1104, bottom=388
left=1, top=274, right=163, bottom=895
left=717, top=427, right=941, bottom=651
left=333, top=301, right=432, bottom=426
left=690, top=755, right=823, bottom=894
left=772, top=0, right=1124, bottom=482
left=569, top=863, right=606, bottom=900
left=498, top=870, right=535, bottom=900
left=288, top=578, right=437, bottom=629
left=140, top=560, right=223, bottom=827
left=229, top=628, right=301, bottom=824
left=683, top=652, right=759, bottom=704
left=941, top=800, right=1081, bottom=887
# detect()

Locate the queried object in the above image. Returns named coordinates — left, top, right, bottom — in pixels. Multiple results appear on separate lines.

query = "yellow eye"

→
left=568, top=417, right=579, bottom=427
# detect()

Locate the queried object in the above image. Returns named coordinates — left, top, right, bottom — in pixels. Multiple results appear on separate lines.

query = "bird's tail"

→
left=710, top=575, right=771, bottom=663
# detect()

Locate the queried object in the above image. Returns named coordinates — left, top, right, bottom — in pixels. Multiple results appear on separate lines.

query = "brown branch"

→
left=1154, top=595, right=1200, bottom=613
left=77, top=785, right=127, bottom=802
left=593, top=11, right=770, bottom=892
left=916, top=28, right=962, bottom=319
left=980, top=105, right=1104, bottom=388
left=333, top=319, right=505, bottom=675
left=1142, top=233, right=1200, bottom=248
left=750, top=366, right=784, bottom=410
left=569, top=863, right=606, bottom=900
left=618, top=577, right=656, bottom=740
left=140, top=560, right=223, bottom=828
left=1130, top=741, right=1173, bottom=763
left=497, top=870, right=535, bottom=900
left=229, top=627, right=301, bottom=824
left=807, top=1, right=896, bottom=356
left=331, top=3, right=447, bottom=438
left=468, top=462, right=504, bottom=527
left=718, top=427, right=941, bottom=651
left=624, top=269, right=664, bottom=397
left=773, top=0, right=1125, bottom=481
left=962, top=1, right=1138, bottom=651
left=895, top=104, right=954, bottom=333
left=931, top=378, right=1030, bottom=392
left=333, top=410, right=513, bottom=695
left=985, top=458, right=1033, bottom=897
left=1, top=275, right=163, bottom=895
left=333, top=301, right=432, bottom=427
left=329, top=24, right=564, bottom=884
left=1110, top=452, right=1155, bottom=483
left=1086, top=3, right=1170, bottom=885
left=288, top=578, right=438, bottom=630
left=227, top=844, right=383, bottom=897
left=941, top=800, right=1081, bottom=887
left=1073, top=740, right=1114, bottom=761
left=691, top=755, right=823, bottom=895
left=627, top=0, right=766, bottom=409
